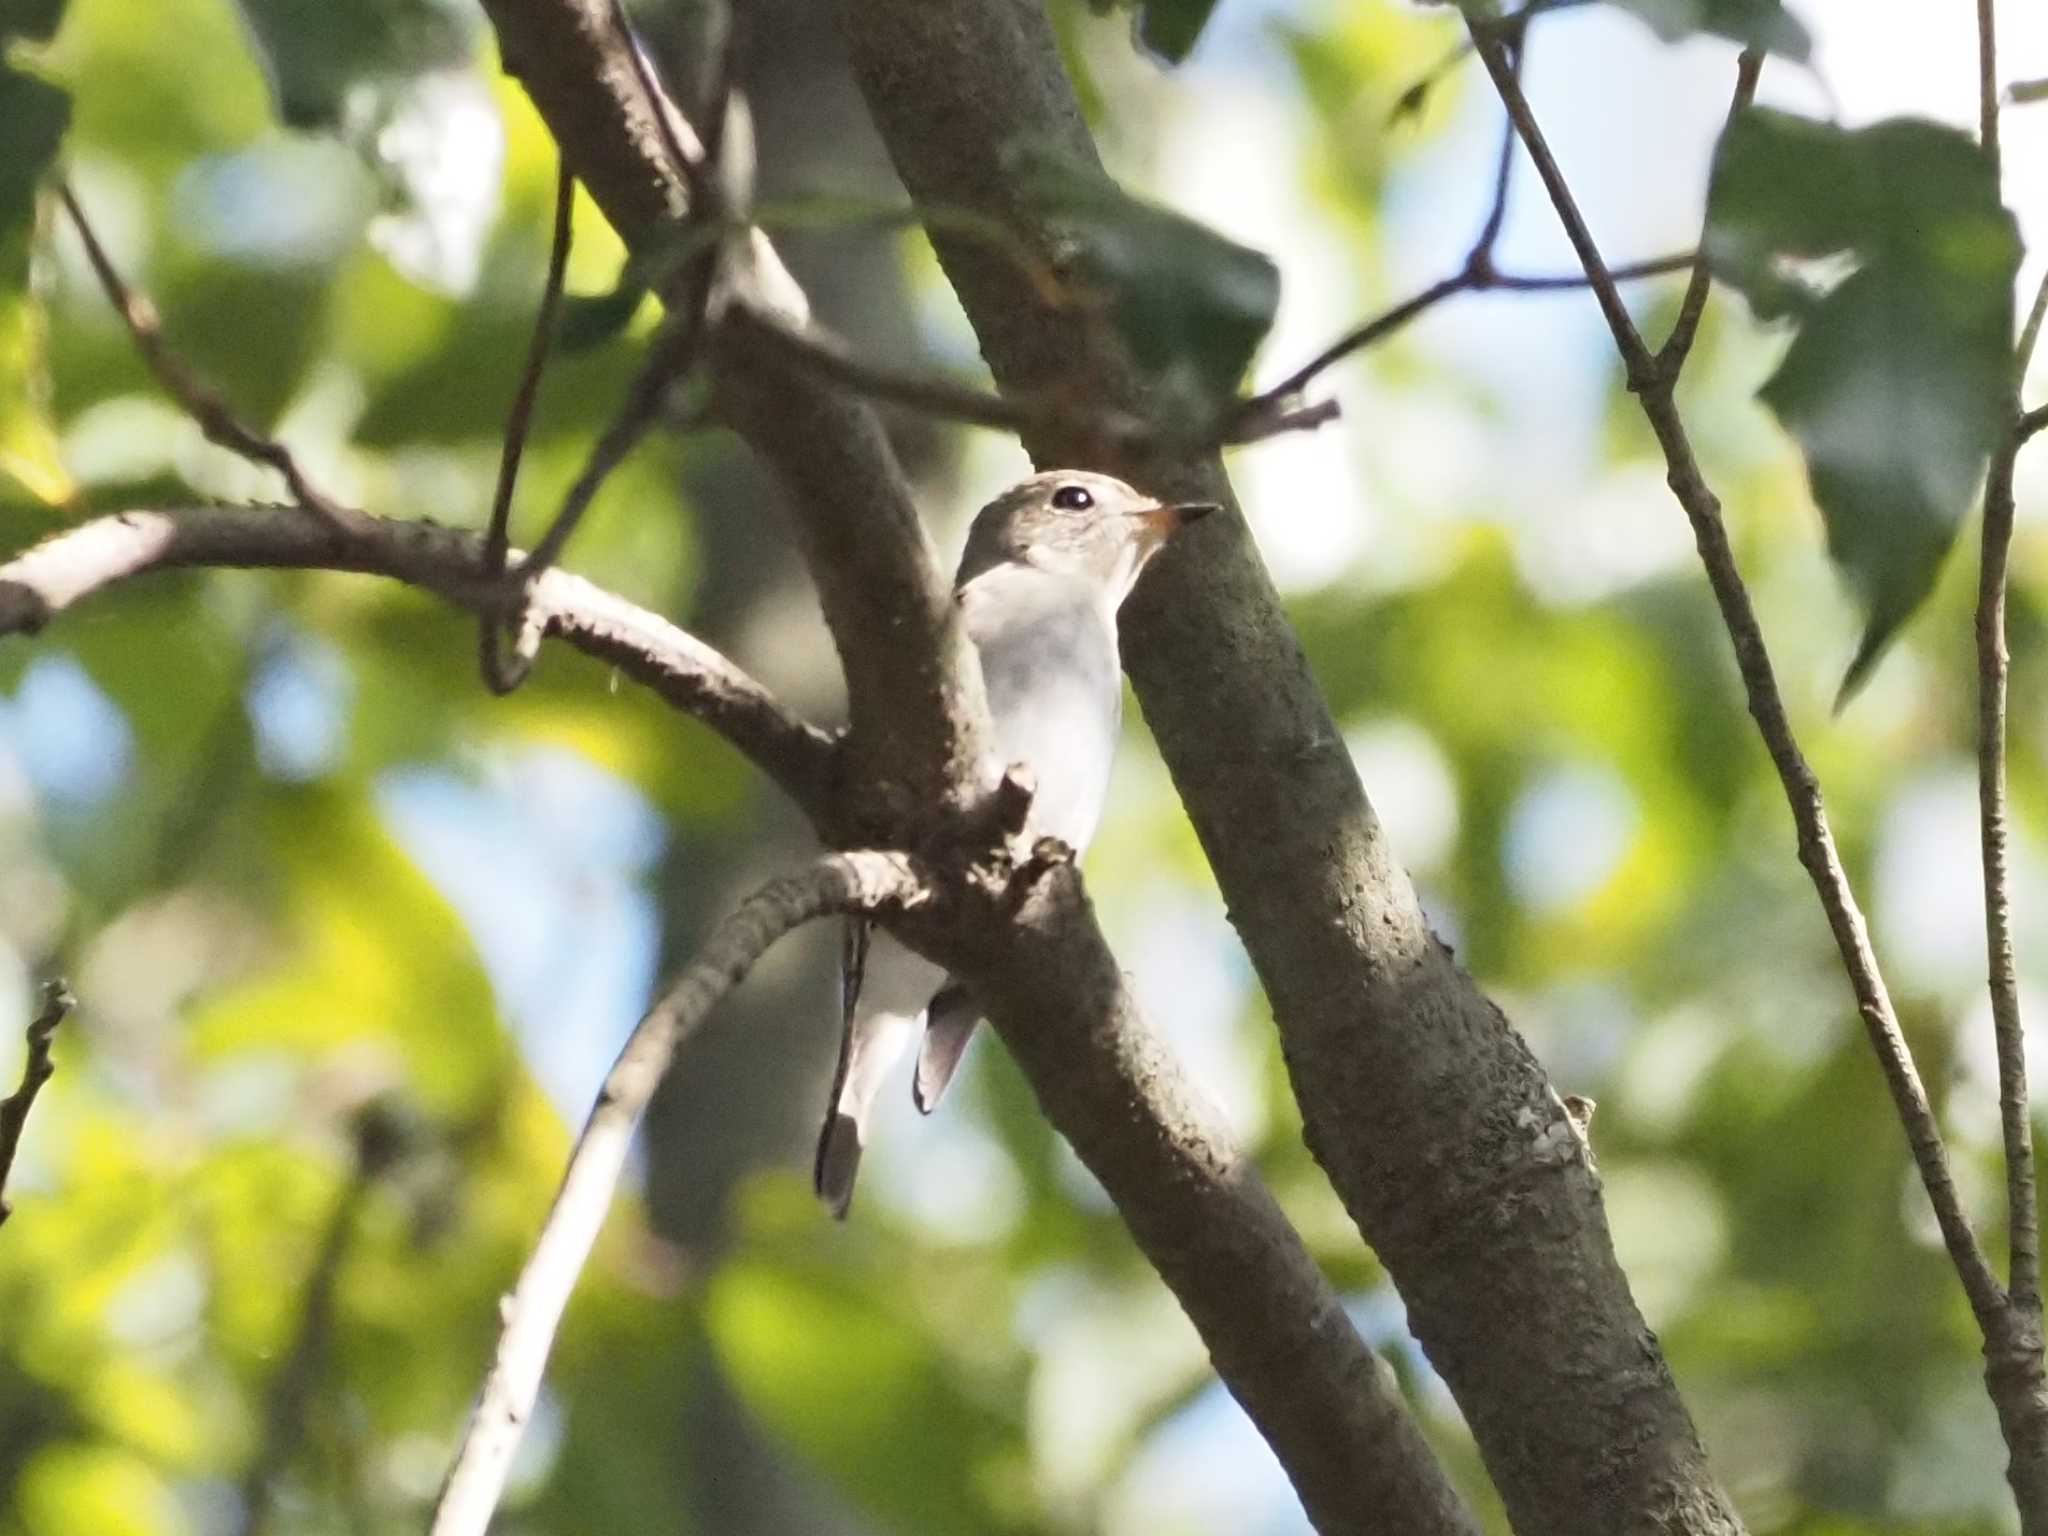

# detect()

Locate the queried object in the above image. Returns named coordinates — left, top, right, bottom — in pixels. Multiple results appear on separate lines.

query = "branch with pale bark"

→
left=0, top=504, right=840, bottom=818
left=431, top=851, right=926, bottom=1536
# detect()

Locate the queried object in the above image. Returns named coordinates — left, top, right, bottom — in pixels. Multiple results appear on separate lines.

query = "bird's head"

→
left=956, top=470, right=1218, bottom=603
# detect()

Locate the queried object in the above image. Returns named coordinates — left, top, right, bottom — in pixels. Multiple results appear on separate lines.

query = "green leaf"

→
left=1135, top=0, right=1223, bottom=63
left=0, top=63, right=66, bottom=245
left=0, top=0, right=65, bottom=45
left=229, top=0, right=474, bottom=128
left=1004, top=140, right=1279, bottom=421
left=1707, top=109, right=2021, bottom=701
left=1601, top=0, right=1812, bottom=61
left=1086, top=0, right=1224, bottom=66
left=0, top=64, right=70, bottom=506
left=707, top=1253, right=1033, bottom=1533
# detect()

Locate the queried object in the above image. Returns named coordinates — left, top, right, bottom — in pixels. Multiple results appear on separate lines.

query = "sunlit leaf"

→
left=1004, top=140, right=1278, bottom=421
left=0, top=64, right=70, bottom=504
left=1600, top=0, right=1811, bottom=60
left=1707, top=109, right=2020, bottom=701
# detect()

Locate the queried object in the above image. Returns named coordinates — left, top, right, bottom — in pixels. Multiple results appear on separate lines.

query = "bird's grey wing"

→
left=913, top=983, right=981, bottom=1114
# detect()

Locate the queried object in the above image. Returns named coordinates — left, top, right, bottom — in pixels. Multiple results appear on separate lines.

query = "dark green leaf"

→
left=1707, top=109, right=2021, bottom=701
left=0, top=0, right=64, bottom=45
left=0, top=64, right=70, bottom=505
left=230, top=0, right=474, bottom=128
left=1602, top=0, right=1812, bottom=61
left=1004, top=140, right=1279, bottom=420
left=0, top=63, right=67, bottom=252
left=558, top=281, right=649, bottom=353
left=1761, top=265, right=2010, bottom=701
left=1135, top=0, right=1222, bottom=64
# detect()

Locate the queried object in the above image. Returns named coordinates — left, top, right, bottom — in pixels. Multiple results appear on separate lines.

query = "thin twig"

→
left=1470, top=34, right=1655, bottom=383
left=58, top=186, right=364, bottom=534
left=2022, top=403, right=2048, bottom=445
left=480, top=162, right=576, bottom=694
left=0, top=504, right=841, bottom=818
left=427, top=851, right=926, bottom=1536
left=2019, top=270, right=2048, bottom=384
left=1980, top=0, right=2003, bottom=178
left=513, top=305, right=708, bottom=583
left=1468, top=18, right=2010, bottom=1331
left=1980, top=427, right=2033, bottom=1310
left=1974, top=0, right=2038, bottom=1320
left=0, top=981, right=73, bottom=1227
left=1657, top=49, right=1763, bottom=377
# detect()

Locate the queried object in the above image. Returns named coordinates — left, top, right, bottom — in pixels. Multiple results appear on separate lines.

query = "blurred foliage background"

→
left=1, top=0, right=2046, bottom=1532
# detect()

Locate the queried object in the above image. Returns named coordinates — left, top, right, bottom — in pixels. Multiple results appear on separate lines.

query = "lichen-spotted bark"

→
left=833, top=1, right=1745, bottom=1530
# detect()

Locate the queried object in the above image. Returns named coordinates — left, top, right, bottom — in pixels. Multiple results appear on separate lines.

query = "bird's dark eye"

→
left=1050, top=484, right=1094, bottom=512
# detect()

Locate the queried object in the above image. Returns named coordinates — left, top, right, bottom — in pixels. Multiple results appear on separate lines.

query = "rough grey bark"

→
left=833, top=3, right=1745, bottom=1532
left=468, top=4, right=1483, bottom=1528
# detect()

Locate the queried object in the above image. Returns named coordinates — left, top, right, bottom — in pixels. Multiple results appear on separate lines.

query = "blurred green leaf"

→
left=1707, top=109, right=2020, bottom=701
left=230, top=0, right=474, bottom=129
left=1601, top=0, right=1811, bottom=61
left=1085, top=0, right=1222, bottom=66
left=0, top=0, right=64, bottom=45
left=0, top=64, right=69, bottom=504
left=1004, top=140, right=1278, bottom=420
left=708, top=1253, right=1035, bottom=1533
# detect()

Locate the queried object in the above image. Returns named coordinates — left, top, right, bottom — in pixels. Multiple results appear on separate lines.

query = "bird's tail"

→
left=814, top=1006, right=915, bottom=1219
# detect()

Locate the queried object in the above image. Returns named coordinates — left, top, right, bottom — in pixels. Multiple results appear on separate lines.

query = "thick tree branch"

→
left=469, top=6, right=1477, bottom=1528
left=480, top=0, right=990, bottom=825
left=0, top=505, right=840, bottom=817
left=430, top=851, right=926, bottom=1536
left=921, top=859, right=1480, bottom=1536
left=0, top=981, right=71, bottom=1228
left=836, top=2, right=1742, bottom=1532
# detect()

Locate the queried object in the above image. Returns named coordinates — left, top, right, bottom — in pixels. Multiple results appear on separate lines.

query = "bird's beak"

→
left=1131, top=500, right=1221, bottom=552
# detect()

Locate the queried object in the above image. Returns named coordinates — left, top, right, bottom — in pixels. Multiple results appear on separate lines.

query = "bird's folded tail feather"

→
left=914, top=985, right=982, bottom=1114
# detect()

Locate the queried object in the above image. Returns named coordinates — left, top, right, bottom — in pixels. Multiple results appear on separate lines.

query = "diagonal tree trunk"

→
left=832, top=3, right=1744, bottom=1531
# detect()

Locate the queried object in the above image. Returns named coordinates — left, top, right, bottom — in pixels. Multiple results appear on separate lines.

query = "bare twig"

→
left=1975, top=0, right=2038, bottom=1322
left=480, top=162, right=577, bottom=694
left=1980, top=0, right=2003, bottom=177
left=428, top=851, right=926, bottom=1536
left=2017, top=272, right=2048, bottom=384
left=1658, top=50, right=1763, bottom=377
left=1235, top=51, right=1695, bottom=432
left=1473, top=9, right=2006, bottom=1316
left=58, top=186, right=365, bottom=535
left=2022, top=403, right=2048, bottom=445
left=0, top=981, right=73, bottom=1228
left=1470, top=35, right=1655, bottom=382
left=0, top=505, right=840, bottom=817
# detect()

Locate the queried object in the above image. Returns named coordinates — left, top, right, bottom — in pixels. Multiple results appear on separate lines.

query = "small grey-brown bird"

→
left=814, top=469, right=1217, bottom=1217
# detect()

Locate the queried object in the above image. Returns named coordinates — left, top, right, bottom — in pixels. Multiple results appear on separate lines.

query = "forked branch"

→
left=427, top=851, right=926, bottom=1536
